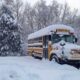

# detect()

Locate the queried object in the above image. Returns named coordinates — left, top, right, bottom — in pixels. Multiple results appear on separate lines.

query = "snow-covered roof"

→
left=28, top=24, right=75, bottom=40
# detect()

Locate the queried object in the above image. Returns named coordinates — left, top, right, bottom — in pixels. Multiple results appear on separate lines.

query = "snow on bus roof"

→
left=28, top=24, right=75, bottom=40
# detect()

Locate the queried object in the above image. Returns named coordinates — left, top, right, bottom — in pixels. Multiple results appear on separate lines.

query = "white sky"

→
left=23, top=0, right=80, bottom=10
left=58, top=0, right=80, bottom=10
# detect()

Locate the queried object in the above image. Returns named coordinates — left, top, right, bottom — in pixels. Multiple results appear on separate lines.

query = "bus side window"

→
left=49, top=35, right=51, bottom=41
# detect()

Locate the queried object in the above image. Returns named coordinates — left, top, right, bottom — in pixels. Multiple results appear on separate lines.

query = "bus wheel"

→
left=51, top=54, right=60, bottom=63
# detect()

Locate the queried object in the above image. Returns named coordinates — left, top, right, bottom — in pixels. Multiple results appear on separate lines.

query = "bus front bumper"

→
left=66, top=60, right=80, bottom=64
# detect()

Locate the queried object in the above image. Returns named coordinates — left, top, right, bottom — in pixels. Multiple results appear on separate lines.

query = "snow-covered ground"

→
left=0, top=56, right=80, bottom=80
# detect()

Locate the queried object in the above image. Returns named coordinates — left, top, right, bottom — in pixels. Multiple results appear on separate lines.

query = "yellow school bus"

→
left=28, top=24, right=80, bottom=64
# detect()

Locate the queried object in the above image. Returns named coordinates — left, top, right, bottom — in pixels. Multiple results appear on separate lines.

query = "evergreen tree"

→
left=0, top=5, right=21, bottom=56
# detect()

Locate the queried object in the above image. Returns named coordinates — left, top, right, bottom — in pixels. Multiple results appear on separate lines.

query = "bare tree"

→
left=34, top=0, right=62, bottom=30
left=68, top=9, right=78, bottom=26
left=60, top=3, right=71, bottom=24
left=13, top=0, right=23, bottom=23
left=23, top=3, right=35, bottom=32
left=34, top=0, right=50, bottom=29
left=4, top=0, right=14, bottom=5
left=48, top=0, right=62, bottom=24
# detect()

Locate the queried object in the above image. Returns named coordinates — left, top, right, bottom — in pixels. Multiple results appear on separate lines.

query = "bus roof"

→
left=28, top=24, right=75, bottom=40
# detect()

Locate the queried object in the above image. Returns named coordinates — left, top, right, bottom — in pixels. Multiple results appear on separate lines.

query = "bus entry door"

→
left=43, top=36, right=48, bottom=59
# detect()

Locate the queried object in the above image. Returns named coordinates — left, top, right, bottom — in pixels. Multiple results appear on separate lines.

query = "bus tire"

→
left=50, top=54, right=60, bottom=63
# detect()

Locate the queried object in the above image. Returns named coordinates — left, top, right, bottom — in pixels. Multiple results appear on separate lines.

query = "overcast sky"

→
left=23, top=0, right=80, bottom=10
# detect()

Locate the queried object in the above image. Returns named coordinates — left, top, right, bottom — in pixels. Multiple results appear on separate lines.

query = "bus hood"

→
left=52, top=42, right=80, bottom=54
left=52, top=42, right=80, bottom=59
left=63, top=43, right=80, bottom=50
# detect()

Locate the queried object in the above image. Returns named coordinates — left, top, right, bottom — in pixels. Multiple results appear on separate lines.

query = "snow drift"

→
left=0, top=56, right=79, bottom=80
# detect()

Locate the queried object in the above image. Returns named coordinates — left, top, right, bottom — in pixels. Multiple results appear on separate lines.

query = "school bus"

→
left=28, top=24, right=80, bottom=64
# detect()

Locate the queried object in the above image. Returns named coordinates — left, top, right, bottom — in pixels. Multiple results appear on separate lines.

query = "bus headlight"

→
left=70, top=49, right=80, bottom=55
left=70, top=50, right=75, bottom=55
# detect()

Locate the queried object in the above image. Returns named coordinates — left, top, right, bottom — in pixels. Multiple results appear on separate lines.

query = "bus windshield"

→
left=51, top=34, right=75, bottom=43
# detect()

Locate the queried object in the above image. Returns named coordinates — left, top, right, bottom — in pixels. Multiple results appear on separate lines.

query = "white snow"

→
left=28, top=24, right=75, bottom=40
left=0, top=56, right=80, bottom=80
left=28, top=43, right=42, bottom=46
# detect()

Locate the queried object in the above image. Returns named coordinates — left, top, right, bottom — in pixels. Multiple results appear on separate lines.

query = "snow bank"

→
left=28, top=24, right=75, bottom=40
left=0, top=56, right=79, bottom=80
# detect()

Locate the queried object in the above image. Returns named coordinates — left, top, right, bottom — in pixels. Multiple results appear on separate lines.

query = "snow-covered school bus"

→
left=28, top=24, right=80, bottom=64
